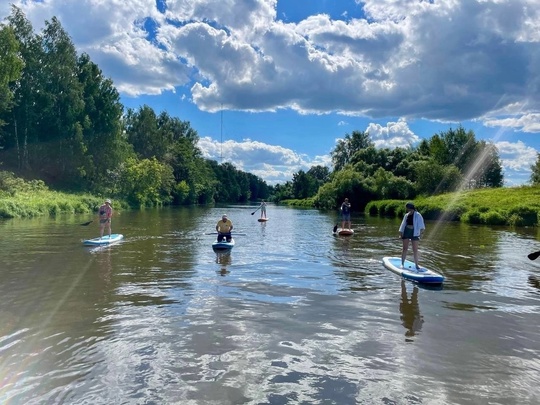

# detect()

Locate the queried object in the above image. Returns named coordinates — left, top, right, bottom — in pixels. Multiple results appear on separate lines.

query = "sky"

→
left=1, top=0, right=540, bottom=186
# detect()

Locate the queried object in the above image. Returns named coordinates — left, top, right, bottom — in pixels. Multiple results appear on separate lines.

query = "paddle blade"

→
left=528, top=250, right=540, bottom=260
left=333, top=224, right=338, bottom=233
left=251, top=212, right=255, bottom=215
left=81, top=220, right=93, bottom=226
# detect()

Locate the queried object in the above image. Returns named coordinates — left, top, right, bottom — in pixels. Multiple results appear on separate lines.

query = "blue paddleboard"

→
left=83, top=234, right=124, bottom=246
left=212, top=238, right=235, bottom=251
left=382, top=256, right=444, bottom=284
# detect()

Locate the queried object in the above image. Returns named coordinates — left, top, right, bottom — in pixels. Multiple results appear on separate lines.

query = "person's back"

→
left=340, top=198, right=351, bottom=230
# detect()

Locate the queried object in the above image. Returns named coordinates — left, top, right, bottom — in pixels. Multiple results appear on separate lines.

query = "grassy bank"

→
left=0, top=190, right=122, bottom=219
left=366, top=186, right=540, bottom=227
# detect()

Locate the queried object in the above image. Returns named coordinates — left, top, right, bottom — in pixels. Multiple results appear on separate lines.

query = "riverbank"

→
left=283, top=186, right=540, bottom=227
left=369, top=186, right=540, bottom=226
left=0, top=190, right=123, bottom=219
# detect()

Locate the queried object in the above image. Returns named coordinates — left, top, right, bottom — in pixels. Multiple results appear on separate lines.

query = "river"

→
left=1, top=204, right=539, bottom=404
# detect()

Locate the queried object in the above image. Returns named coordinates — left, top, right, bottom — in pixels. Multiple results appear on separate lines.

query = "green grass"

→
left=365, top=185, right=540, bottom=227
left=0, top=190, right=114, bottom=219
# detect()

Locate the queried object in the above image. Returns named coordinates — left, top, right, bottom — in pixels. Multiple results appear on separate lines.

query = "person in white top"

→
left=399, top=202, right=425, bottom=270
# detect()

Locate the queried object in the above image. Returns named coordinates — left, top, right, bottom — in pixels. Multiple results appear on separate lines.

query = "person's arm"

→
left=417, top=213, right=425, bottom=236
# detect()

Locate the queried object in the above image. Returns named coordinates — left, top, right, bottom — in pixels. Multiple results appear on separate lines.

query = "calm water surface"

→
left=1, top=205, right=540, bottom=404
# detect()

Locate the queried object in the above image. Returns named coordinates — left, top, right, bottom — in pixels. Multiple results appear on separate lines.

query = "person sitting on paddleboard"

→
left=99, top=199, right=113, bottom=239
left=399, top=202, right=425, bottom=270
left=259, top=200, right=267, bottom=219
left=216, top=214, right=233, bottom=242
left=340, top=198, right=351, bottom=230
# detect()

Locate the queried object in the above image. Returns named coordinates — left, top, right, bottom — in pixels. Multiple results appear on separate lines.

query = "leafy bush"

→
left=480, top=210, right=507, bottom=225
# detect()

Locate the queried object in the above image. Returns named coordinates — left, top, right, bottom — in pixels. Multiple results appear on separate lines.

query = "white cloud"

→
left=365, top=118, right=420, bottom=148
left=495, top=140, right=538, bottom=185
left=197, top=136, right=330, bottom=184
left=4, top=0, right=539, bottom=126
left=484, top=113, right=540, bottom=133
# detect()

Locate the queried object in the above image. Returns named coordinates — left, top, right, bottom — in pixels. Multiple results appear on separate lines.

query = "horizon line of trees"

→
left=277, top=127, right=509, bottom=212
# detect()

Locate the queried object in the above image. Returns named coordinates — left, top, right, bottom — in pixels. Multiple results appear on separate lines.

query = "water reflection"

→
left=216, top=251, right=232, bottom=276
left=399, top=280, right=424, bottom=341
left=92, top=246, right=113, bottom=285
left=528, top=275, right=540, bottom=290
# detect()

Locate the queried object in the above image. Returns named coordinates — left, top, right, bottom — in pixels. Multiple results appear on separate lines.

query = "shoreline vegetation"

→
left=2, top=183, right=540, bottom=228
left=0, top=173, right=128, bottom=218
left=0, top=189, right=128, bottom=219
left=283, top=185, right=540, bottom=227
left=2, top=169, right=539, bottom=228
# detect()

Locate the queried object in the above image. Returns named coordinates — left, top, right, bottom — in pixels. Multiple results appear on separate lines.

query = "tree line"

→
left=277, top=128, right=510, bottom=211
left=0, top=6, right=270, bottom=206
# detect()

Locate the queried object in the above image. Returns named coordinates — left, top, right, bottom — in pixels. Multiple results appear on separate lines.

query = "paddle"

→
left=81, top=220, right=93, bottom=226
left=251, top=206, right=261, bottom=215
left=528, top=250, right=540, bottom=260
left=205, top=232, right=246, bottom=236
left=333, top=224, right=338, bottom=233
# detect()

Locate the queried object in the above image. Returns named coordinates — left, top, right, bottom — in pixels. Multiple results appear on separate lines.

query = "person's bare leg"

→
left=401, top=239, right=410, bottom=267
left=412, top=240, right=420, bottom=269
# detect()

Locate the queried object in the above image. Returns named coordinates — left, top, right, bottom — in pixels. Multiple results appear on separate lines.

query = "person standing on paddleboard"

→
left=259, top=200, right=267, bottom=219
left=340, top=198, right=351, bottom=230
left=99, top=199, right=113, bottom=239
left=216, top=214, right=233, bottom=242
left=399, top=202, right=425, bottom=270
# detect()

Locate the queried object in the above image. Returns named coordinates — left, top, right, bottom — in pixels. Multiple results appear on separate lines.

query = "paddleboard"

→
left=258, top=218, right=269, bottom=222
left=382, top=257, right=444, bottom=284
left=83, top=233, right=124, bottom=246
left=212, top=238, right=235, bottom=251
left=337, top=228, right=354, bottom=236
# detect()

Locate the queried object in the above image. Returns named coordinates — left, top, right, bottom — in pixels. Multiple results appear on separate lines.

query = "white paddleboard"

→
left=382, top=257, right=444, bottom=284
left=83, top=234, right=124, bottom=246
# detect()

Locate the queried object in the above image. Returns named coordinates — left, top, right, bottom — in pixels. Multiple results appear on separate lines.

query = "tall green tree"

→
left=292, top=170, right=317, bottom=199
left=468, top=142, right=503, bottom=188
left=3, top=6, right=44, bottom=170
left=125, top=106, right=163, bottom=159
left=0, top=24, right=24, bottom=127
left=530, top=153, right=540, bottom=185
left=77, top=53, right=132, bottom=191
left=331, top=130, right=374, bottom=171
left=414, top=159, right=462, bottom=195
